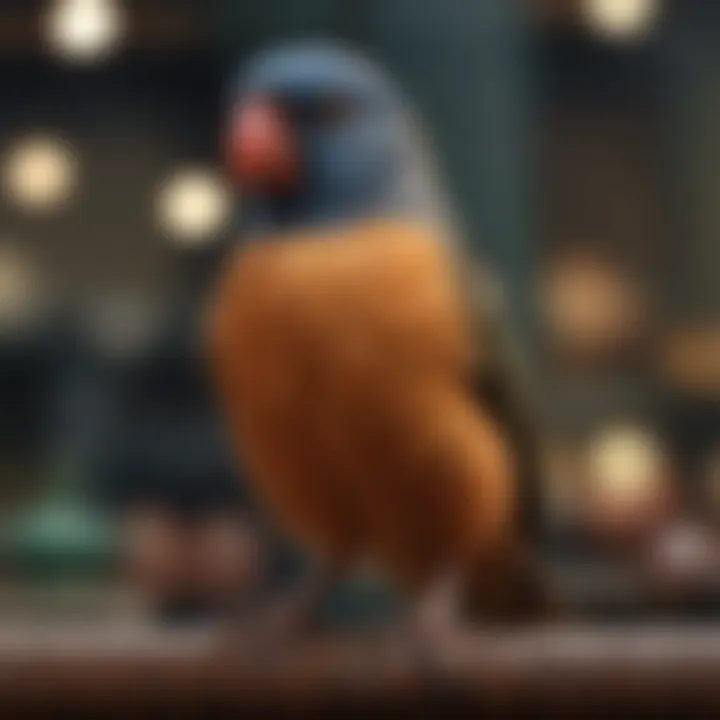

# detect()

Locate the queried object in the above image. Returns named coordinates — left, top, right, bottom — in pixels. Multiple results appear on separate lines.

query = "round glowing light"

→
left=588, top=425, right=663, bottom=502
left=582, top=0, right=660, bottom=42
left=541, top=254, right=644, bottom=361
left=43, top=0, right=125, bottom=64
left=2, top=135, right=79, bottom=213
left=156, top=168, right=233, bottom=248
left=0, top=245, right=44, bottom=331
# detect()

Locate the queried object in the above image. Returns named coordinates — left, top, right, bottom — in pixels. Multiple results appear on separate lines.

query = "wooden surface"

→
left=3, top=625, right=720, bottom=714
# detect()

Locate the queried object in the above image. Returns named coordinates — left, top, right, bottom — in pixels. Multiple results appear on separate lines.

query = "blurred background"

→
left=0, top=0, right=718, bottom=631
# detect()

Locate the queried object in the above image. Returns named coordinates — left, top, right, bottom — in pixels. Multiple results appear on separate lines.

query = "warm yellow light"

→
left=43, top=0, right=125, bottom=64
left=588, top=425, right=663, bottom=502
left=2, top=135, right=79, bottom=213
left=582, top=0, right=660, bottom=41
left=156, top=168, right=233, bottom=248
left=541, top=254, right=644, bottom=359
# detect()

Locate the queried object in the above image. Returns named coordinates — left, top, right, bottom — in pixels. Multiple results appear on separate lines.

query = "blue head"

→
left=224, top=41, right=447, bottom=234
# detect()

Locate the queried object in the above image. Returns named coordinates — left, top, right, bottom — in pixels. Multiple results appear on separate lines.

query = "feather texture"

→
left=206, top=219, right=517, bottom=594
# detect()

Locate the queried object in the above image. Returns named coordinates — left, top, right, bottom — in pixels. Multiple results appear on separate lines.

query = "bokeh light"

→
left=2, top=135, right=79, bottom=214
left=582, top=0, right=660, bottom=42
left=42, top=0, right=125, bottom=65
left=155, top=168, right=233, bottom=248
left=541, top=253, right=645, bottom=363
left=586, top=425, right=669, bottom=539
left=589, top=426, right=663, bottom=499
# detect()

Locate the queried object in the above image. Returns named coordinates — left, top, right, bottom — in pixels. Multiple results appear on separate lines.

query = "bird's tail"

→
left=463, top=543, right=562, bottom=624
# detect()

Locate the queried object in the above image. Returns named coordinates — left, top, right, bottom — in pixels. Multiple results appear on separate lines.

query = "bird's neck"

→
left=242, top=169, right=398, bottom=237
left=239, top=142, right=453, bottom=240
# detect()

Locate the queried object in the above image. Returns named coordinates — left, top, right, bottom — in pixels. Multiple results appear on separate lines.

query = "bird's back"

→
left=207, top=219, right=516, bottom=591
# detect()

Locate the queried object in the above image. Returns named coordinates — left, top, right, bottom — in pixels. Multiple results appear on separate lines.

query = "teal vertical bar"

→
left=363, top=0, right=537, bottom=348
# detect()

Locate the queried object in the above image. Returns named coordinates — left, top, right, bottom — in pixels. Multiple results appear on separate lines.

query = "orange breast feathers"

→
left=206, top=219, right=516, bottom=592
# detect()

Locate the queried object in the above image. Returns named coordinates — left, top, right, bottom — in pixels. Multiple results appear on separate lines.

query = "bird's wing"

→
left=461, top=259, right=544, bottom=543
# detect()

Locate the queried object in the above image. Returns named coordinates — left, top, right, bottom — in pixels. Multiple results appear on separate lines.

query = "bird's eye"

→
left=284, top=94, right=357, bottom=129
left=317, top=95, right=355, bottom=126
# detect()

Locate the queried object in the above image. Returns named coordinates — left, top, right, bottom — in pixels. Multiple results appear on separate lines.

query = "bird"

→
left=206, top=40, right=555, bottom=654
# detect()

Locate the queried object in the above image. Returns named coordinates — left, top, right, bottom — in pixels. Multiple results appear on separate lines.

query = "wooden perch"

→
left=1, top=625, right=720, bottom=714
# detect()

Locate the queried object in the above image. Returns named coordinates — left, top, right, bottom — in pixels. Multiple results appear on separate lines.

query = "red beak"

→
left=226, top=97, right=299, bottom=192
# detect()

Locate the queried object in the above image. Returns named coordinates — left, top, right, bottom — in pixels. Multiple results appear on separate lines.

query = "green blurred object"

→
left=5, top=333, right=120, bottom=582
left=7, top=451, right=118, bottom=580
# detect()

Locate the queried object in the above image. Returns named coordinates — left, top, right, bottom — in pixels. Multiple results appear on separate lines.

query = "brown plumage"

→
left=206, top=218, right=531, bottom=605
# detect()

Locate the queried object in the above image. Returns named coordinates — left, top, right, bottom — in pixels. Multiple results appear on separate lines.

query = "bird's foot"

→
left=378, top=571, right=469, bottom=677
